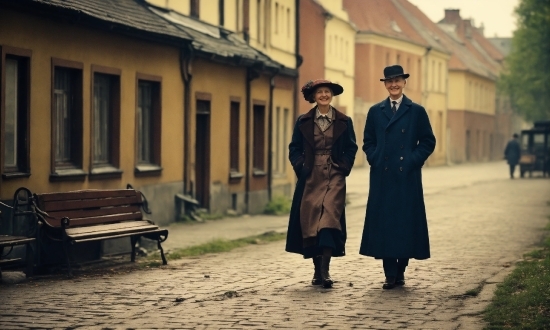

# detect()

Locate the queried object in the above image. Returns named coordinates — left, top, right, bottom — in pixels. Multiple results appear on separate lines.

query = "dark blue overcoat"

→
left=359, top=95, right=435, bottom=259
left=286, top=107, right=358, bottom=257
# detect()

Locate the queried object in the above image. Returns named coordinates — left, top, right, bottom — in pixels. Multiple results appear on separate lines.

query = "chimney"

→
left=443, top=9, right=461, bottom=24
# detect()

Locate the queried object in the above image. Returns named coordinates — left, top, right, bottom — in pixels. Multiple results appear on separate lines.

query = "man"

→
left=359, top=65, right=436, bottom=289
left=504, top=133, right=521, bottom=179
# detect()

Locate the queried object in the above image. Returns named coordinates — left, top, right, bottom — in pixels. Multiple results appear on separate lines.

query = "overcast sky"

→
left=407, top=0, right=520, bottom=38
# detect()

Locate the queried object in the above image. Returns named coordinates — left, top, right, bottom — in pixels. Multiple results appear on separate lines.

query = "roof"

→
left=0, top=0, right=288, bottom=73
left=395, top=0, right=499, bottom=80
left=344, top=0, right=447, bottom=52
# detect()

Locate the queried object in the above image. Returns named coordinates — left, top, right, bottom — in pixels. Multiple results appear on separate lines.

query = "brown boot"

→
left=311, top=256, right=322, bottom=285
left=321, top=255, right=333, bottom=288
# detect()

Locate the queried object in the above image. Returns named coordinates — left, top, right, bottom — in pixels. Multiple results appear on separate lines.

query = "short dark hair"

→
left=513, top=133, right=519, bottom=138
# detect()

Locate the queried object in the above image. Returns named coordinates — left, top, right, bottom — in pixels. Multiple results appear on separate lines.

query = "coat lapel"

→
left=332, top=108, right=347, bottom=142
left=298, top=108, right=316, bottom=148
left=381, top=98, right=393, bottom=121
left=387, top=95, right=412, bottom=128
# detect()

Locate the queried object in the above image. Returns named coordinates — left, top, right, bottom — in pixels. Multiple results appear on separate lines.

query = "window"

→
left=1, top=46, right=31, bottom=178
left=283, top=108, right=289, bottom=173
left=219, top=0, right=225, bottom=26
left=230, top=101, right=240, bottom=173
left=51, top=58, right=84, bottom=180
left=253, top=104, right=266, bottom=173
left=287, top=8, right=290, bottom=38
left=191, top=0, right=200, bottom=18
left=437, top=62, right=443, bottom=92
left=274, top=106, right=281, bottom=173
left=275, top=2, right=279, bottom=34
left=136, top=74, right=162, bottom=175
left=91, top=66, right=121, bottom=178
left=257, top=0, right=263, bottom=44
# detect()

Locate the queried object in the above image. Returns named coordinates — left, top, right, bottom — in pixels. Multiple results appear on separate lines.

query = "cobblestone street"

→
left=1, top=162, right=549, bottom=329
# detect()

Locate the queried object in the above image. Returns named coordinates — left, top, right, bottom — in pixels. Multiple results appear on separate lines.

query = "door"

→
left=195, top=100, right=211, bottom=209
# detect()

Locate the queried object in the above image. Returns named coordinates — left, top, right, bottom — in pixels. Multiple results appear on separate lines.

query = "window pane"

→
left=54, top=68, right=72, bottom=163
left=93, top=74, right=111, bottom=164
left=138, top=81, right=153, bottom=163
left=4, top=58, right=18, bottom=167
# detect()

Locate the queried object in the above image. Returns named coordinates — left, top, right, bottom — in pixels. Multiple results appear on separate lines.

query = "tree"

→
left=500, top=0, right=550, bottom=121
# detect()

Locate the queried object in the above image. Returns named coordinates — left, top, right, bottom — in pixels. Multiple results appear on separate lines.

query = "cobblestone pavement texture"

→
left=1, top=161, right=549, bottom=329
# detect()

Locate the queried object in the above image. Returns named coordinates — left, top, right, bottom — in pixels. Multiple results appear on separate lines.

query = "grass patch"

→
left=140, top=231, right=286, bottom=266
left=264, top=195, right=291, bottom=215
left=483, top=208, right=550, bottom=329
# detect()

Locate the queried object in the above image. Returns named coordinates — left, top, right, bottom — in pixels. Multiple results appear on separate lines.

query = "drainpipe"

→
left=180, top=44, right=194, bottom=196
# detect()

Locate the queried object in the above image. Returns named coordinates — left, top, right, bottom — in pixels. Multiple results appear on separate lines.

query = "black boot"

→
left=311, top=256, right=322, bottom=285
left=321, top=255, right=333, bottom=288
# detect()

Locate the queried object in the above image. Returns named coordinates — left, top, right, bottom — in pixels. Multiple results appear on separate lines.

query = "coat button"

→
left=385, top=167, right=388, bottom=171
left=400, top=145, right=404, bottom=149
left=399, top=167, right=403, bottom=171
left=400, top=157, right=404, bottom=161
left=385, top=156, right=388, bottom=160
left=402, top=129, right=405, bottom=133
left=385, top=130, right=388, bottom=134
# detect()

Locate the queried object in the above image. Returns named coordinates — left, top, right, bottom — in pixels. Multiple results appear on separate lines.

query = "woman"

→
left=286, top=79, right=358, bottom=288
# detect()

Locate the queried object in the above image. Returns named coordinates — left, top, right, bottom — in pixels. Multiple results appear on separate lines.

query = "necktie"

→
left=391, top=101, right=397, bottom=114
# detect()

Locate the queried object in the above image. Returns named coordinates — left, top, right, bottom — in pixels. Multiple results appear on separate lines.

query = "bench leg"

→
left=130, top=236, right=138, bottom=263
left=25, top=242, right=34, bottom=277
left=157, top=239, right=167, bottom=265
left=61, top=240, right=73, bottom=278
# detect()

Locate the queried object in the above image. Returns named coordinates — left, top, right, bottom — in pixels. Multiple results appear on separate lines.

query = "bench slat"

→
left=37, top=189, right=138, bottom=202
left=39, top=195, right=142, bottom=212
left=44, top=212, right=144, bottom=228
left=0, top=236, right=35, bottom=246
left=46, top=205, right=142, bottom=221
left=72, top=228, right=168, bottom=244
left=66, top=221, right=161, bottom=239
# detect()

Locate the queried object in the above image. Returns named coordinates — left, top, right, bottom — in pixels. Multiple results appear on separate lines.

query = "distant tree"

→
left=499, top=0, right=550, bottom=121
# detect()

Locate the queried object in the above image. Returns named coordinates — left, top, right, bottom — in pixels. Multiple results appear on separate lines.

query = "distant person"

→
left=504, top=133, right=521, bottom=179
left=359, top=65, right=436, bottom=289
left=286, top=79, right=358, bottom=288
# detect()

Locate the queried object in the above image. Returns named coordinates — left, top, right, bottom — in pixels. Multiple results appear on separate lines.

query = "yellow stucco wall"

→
left=148, top=0, right=190, bottom=16
left=318, top=0, right=356, bottom=119
left=0, top=9, right=184, bottom=199
left=448, top=71, right=496, bottom=115
left=424, top=50, right=450, bottom=166
left=250, top=0, right=296, bottom=68
left=271, top=86, right=295, bottom=188
left=190, top=59, right=248, bottom=190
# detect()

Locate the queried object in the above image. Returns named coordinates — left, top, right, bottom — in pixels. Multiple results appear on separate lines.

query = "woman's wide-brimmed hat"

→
left=380, top=65, right=410, bottom=81
left=301, top=79, right=344, bottom=103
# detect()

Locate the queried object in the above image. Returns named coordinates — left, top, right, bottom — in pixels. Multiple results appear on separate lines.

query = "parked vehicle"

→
left=519, top=121, right=550, bottom=178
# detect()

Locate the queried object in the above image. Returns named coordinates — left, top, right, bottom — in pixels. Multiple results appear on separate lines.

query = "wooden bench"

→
left=32, top=187, right=168, bottom=276
left=0, top=188, right=37, bottom=281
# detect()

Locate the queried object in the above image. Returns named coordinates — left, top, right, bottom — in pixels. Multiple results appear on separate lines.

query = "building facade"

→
left=0, top=0, right=297, bottom=233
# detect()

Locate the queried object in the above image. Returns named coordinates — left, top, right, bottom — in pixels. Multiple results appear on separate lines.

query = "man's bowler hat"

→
left=380, top=65, right=410, bottom=81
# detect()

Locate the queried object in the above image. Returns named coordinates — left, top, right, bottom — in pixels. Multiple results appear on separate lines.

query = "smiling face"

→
left=313, top=86, right=333, bottom=106
left=384, top=77, right=407, bottom=99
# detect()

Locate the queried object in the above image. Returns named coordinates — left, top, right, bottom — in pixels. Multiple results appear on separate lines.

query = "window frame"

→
left=229, top=97, right=243, bottom=181
left=90, top=64, right=122, bottom=180
left=252, top=101, right=266, bottom=176
left=135, top=73, right=162, bottom=176
left=50, top=58, right=85, bottom=182
left=1, top=46, right=31, bottom=179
